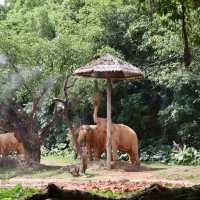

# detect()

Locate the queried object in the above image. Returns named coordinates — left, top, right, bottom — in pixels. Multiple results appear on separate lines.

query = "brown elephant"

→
left=78, top=125, right=106, bottom=161
left=0, top=132, right=24, bottom=156
left=78, top=122, right=140, bottom=165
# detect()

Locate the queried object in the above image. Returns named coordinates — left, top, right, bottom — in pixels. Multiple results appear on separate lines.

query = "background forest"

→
left=0, top=0, right=200, bottom=163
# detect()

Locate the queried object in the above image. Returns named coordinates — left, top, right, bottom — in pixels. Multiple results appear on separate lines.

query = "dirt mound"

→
left=27, top=183, right=200, bottom=200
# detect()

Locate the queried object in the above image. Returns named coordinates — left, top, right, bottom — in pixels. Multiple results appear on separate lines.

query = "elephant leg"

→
left=94, top=150, right=101, bottom=161
left=87, top=147, right=93, bottom=161
left=135, top=154, right=140, bottom=166
left=97, top=151, right=102, bottom=160
left=129, top=152, right=136, bottom=165
left=88, top=151, right=93, bottom=161
left=130, top=150, right=140, bottom=166
left=134, top=147, right=140, bottom=166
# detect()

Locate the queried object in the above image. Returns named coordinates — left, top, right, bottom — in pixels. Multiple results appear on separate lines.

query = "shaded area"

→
left=110, top=161, right=166, bottom=172
left=26, top=183, right=200, bottom=200
left=0, top=157, right=63, bottom=179
left=0, top=156, right=65, bottom=170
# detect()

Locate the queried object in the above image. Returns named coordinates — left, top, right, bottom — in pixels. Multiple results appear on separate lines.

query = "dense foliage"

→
left=0, top=184, right=39, bottom=199
left=140, top=141, right=200, bottom=165
left=0, top=0, right=199, bottom=153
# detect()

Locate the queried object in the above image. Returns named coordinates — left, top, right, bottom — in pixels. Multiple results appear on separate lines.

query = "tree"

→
left=53, top=75, right=82, bottom=157
left=0, top=82, right=61, bottom=163
left=0, top=0, right=94, bottom=163
left=1, top=0, right=200, bottom=155
left=155, top=0, right=193, bottom=67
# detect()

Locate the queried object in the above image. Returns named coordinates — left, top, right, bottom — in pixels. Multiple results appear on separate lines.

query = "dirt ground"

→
left=1, top=157, right=199, bottom=192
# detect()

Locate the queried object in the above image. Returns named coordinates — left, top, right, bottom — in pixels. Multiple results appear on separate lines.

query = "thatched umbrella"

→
left=73, top=53, right=144, bottom=169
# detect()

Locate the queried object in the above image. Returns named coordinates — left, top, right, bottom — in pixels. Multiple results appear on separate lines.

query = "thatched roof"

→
left=73, top=54, right=144, bottom=80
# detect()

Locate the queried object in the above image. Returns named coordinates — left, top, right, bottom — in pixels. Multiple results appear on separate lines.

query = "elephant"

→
left=78, top=122, right=140, bottom=165
left=0, top=132, right=24, bottom=156
left=78, top=125, right=106, bottom=161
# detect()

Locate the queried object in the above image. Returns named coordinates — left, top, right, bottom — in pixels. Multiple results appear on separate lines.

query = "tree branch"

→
left=10, top=63, right=33, bottom=95
left=31, top=87, right=48, bottom=121
left=39, top=116, right=60, bottom=140
left=9, top=102, right=31, bottom=128
left=63, top=75, right=77, bottom=100
left=53, top=98, right=65, bottom=105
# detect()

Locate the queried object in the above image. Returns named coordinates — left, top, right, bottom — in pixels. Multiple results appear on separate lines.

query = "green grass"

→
left=0, top=185, right=138, bottom=199
left=0, top=165, right=74, bottom=180
left=0, top=184, right=39, bottom=200
left=142, top=161, right=169, bottom=168
left=88, top=188, right=145, bottom=199
left=153, top=169, right=200, bottom=183
left=41, top=155, right=79, bottom=166
left=0, top=168, right=19, bottom=180
left=89, top=189, right=127, bottom=198
left=21, top=168, right=64, bottom=178
left=83, top=172, right=98, bottom=178
left=0, top=155, right=77, bottom=180
left=143, top=162, right=200, bottom=184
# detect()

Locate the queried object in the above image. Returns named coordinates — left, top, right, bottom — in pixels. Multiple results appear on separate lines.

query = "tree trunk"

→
left=64, top=108, right=87, bottom=172
left=181, top=0, right=192, bottom=67
left=24, top=145, right=41, bottom=163
left=16, top=132, right=42, bottom=164
left=64, top=109, right=81, bottom=156
left=9, top=112, right=42, bottom=164
left=149, top=0, right=155, bottom=20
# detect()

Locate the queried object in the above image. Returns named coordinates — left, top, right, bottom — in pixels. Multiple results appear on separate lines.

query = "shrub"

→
left=140, top=144, right=171, bottom=163
left=170, top=144, right=200, bottom=165
left=118, top=152, right=129, bottom=161
left=41, top=142, right=75, bottom=159
left=140, top=138, right=172, bottom=163
left=140, top=141, right=200, bottom=166
left=0, top=184, right=39, bottom=199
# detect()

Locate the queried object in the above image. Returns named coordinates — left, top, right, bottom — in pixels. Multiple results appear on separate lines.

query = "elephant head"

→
left=78, top=125, right=97, bottom=146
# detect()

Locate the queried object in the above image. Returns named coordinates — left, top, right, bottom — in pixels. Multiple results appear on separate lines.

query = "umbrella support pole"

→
left=106, top=79, right=112, bottom=169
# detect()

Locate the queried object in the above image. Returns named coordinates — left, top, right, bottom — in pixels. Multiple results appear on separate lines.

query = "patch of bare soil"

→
left=0, top=161, right=193, bottom=191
